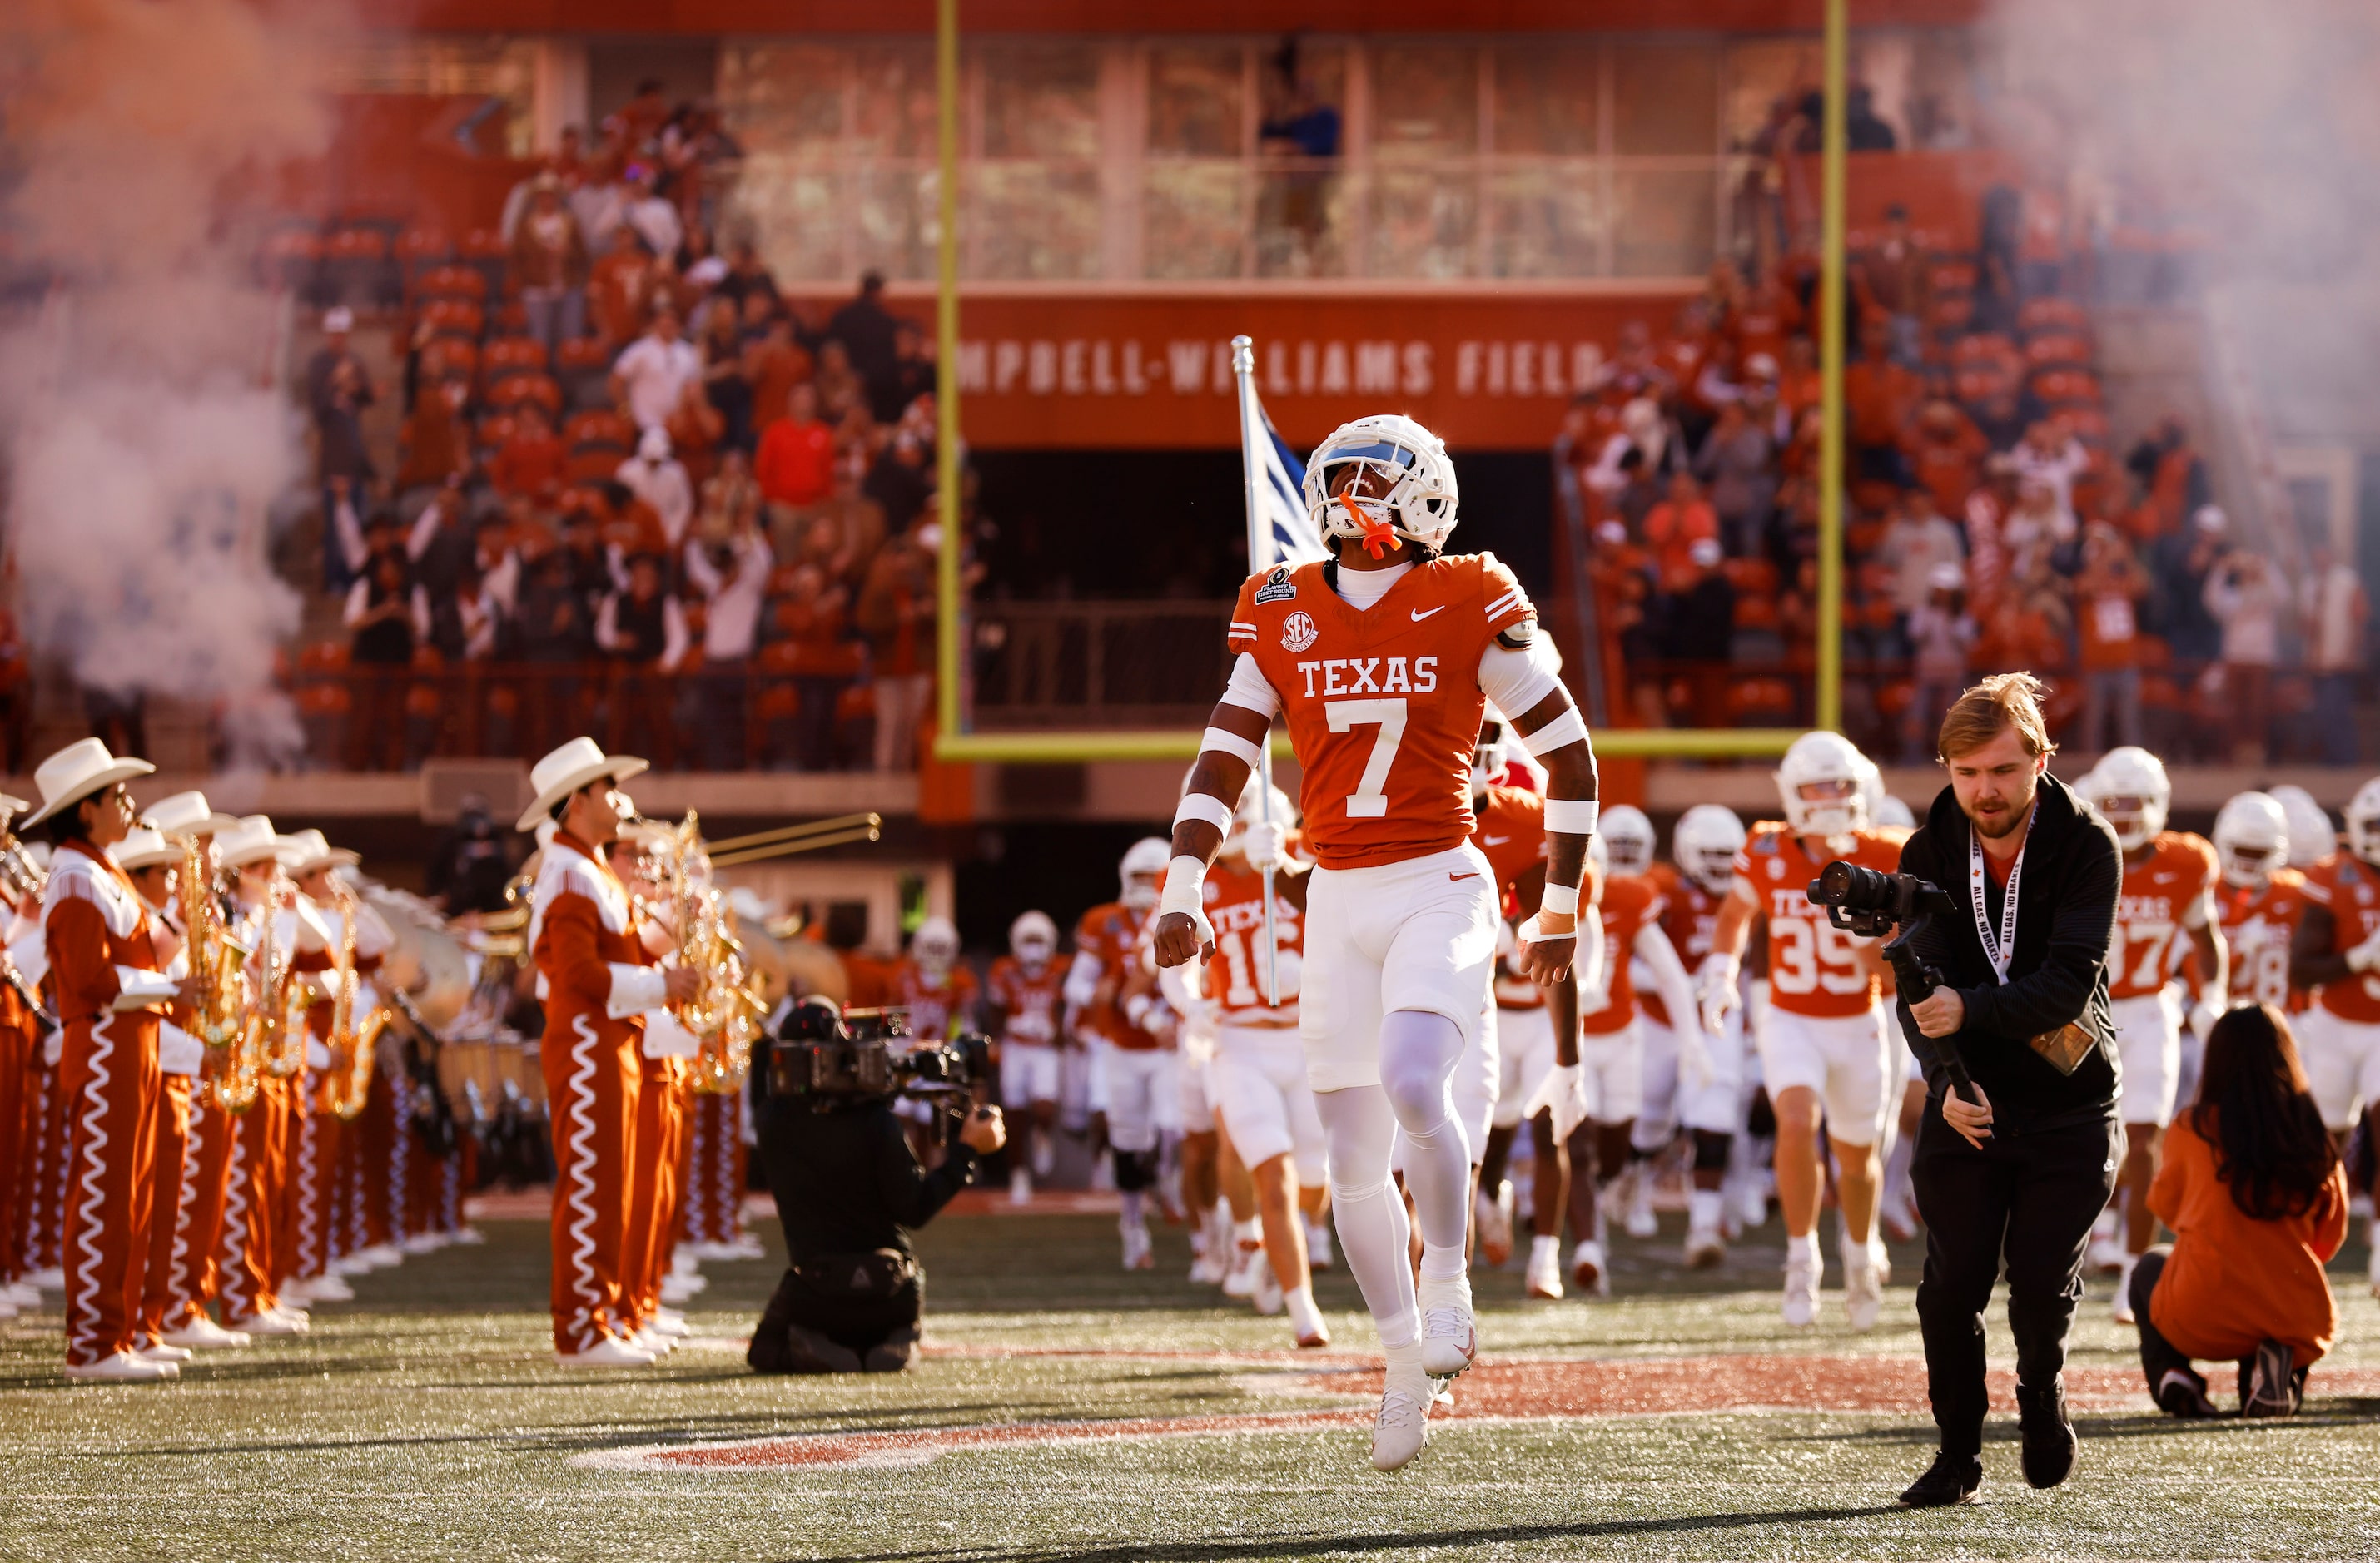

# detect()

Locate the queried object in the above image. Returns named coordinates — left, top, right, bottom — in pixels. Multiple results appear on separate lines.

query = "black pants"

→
left=748, top=1257, right=922, bottom=1373
left=1911, top=1108, right=2119, bottom=1456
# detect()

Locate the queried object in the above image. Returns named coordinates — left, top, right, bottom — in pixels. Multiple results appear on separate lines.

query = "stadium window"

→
left=1144, top=45, right=1250, bottom=280
left=1611, top=41, right=1721, bottom=156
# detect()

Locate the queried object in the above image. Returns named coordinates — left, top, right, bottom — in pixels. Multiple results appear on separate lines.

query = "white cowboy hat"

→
left=216, top=814, right=297, bottom=871
left=143, top=790, right=240, bottom=840
left=519, top=737, right=648, bottom=833
left=20, top=738, right=155, bottom=830
left=111, top=828, right=180, bottom=872
left=284, top=828, right=360, bottom=876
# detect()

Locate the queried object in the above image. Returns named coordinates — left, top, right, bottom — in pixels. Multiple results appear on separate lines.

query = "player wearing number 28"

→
left=1150, top=414, right=1598, bottom=1474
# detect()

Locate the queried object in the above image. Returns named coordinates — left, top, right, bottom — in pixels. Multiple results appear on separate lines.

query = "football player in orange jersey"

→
left=1705, top=732, right=1901, bottom=1330
left=2286, top=776, right=2380, bottom=1297
left=1151, top=414, right=1598, bottom=1472
left=2213, top=794, right=2308, bottom=1017
left=1067, top=841, right=1166, bottom=1174
left=1079, top=841, right=1175, bottom=1270
left=2077, top=749, right=2226, bottom=1318
left=1632, top=805, right=1751, bottom=1268
left=986, top=911, right=1066, bottom=1204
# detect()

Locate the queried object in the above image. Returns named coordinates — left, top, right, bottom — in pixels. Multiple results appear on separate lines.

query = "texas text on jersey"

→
left=1200, top=854, right=1303, bottom=1028
left=1227, top=553, right=1536, bottom=869
left=2107, top=831, right=2219, bottom=1002
left=1734, top=824, right=1900, bottom=1019
left=2219, top=867, right=2309, bottom=1013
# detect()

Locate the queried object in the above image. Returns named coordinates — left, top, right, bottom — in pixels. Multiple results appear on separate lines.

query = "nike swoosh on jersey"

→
left=1449, top=871, right=1479, bottom=881
left=1483, top=835, right=1512, bottom=845
left=1411, top=605, right=1446, bottom=621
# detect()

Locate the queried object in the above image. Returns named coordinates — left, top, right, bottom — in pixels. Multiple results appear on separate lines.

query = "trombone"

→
left=699, top=812, right=882, bottom=869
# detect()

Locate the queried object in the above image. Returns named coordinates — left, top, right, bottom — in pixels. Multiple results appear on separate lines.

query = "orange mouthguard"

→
left=1339, top=484, right=1399, bottom=558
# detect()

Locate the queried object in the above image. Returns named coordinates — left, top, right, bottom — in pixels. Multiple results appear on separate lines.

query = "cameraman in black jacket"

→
left=748, top=1001, right=1006, bottom=1375
left=1891, top=674, right=2122, bottom=1507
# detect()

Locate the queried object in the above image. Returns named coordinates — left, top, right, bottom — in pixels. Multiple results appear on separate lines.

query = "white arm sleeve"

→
left=607, top=963, right=669, bottom=1019
left=1635, top=925, right=1702, bottom=1042
left=1062, top=950, right=1101, bottom=1009
left=1478, top=642, right=1563, bottom=724
left=1220, top=652, right=1282, bottom=720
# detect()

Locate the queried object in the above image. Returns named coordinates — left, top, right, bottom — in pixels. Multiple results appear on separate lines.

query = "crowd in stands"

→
left=1562, top=197, right=2370, bottom=767
left=288, top=85, right=959, bottom=775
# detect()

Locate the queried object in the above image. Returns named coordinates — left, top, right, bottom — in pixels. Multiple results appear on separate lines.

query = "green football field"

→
left=5, top=1207, right=2378, bottom=1562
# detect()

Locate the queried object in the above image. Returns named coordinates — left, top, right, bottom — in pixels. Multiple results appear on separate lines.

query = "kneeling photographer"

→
left=1867, top=675, right=2122, bottom=1507
left=748, top=998, right=1003, bottom=1375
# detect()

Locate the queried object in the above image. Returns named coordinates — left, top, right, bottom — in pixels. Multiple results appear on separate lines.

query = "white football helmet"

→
left=2079, top=745, right=2170, bottom=852
left=1225, top=776, right=1296, bottom=858
left=2268, top=785, right=2334, bottom=868
left=1776, top=731, right=1870, bottom=840
left=2346, top=776, right=2380, bottom=867
left=1601, top=805, right=1655, bottom=877
left=1009, top=910, right=1057, bottom=970
left=1473, top=707, right=1510, bottom=793
left=1119, top=836, right=1170, bottom=911
left=1304, top=414, right=1460, bottom=558
left=2211, top=791, right=2289, bottom=890
left=1672, top=804, right=1748, bottom=896
left=912, top=915, right=960, bottom=978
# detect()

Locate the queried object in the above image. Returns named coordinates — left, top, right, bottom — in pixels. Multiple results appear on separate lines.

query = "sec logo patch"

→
left=1279, top=612, right=1318, bottom=652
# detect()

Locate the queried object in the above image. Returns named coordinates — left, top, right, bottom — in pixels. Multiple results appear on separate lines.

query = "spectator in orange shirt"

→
left=1907, top=400, right=1988, bottom=523
left=2131, top=1005, right=2347, bottom=1419
left=1642, top=470, right=1719, bottom=590
left=589, top=228, right=660, bottom=347
left=1842, top=315, right=1920, bottom=484
left=492, top=404, right=568, bottom=501
left=757, top=382, right=839, bottom=538
left=742, top=306, right=812, bottom=438
left=396, top=379, right=471, bottom=500
left=2074, top=523, right=2149, bottom=752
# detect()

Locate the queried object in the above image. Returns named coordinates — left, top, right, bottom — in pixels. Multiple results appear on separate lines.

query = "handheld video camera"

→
left=1806, top=861, right=1977, bottom=1101
left=766, top=998, right=984, bottom=1107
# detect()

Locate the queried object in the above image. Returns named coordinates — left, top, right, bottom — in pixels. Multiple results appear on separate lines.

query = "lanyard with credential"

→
left=1968, top=806, right=2035, bottom=984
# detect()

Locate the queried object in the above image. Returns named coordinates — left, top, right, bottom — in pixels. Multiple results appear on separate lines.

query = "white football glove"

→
left=1524, top=1060, right=1590, bottom=1145
left=1240, top=816, right=1289, bottom=873
left=1697, top=952, right=1742, bottom=1038
left=2187, top=983, right=2228, bottom=1045
left=2347, top=925, right=2380, bottom=975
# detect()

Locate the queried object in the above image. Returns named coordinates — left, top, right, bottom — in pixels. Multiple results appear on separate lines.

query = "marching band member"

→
left=25, top=738, right=180, bottom=1381
left=0, top=788, right=42, bottom=1320
left=286, top=831, right=390, bottom=1303
left=145, top=791, right=254, bottom=1350
left=216, top=815, right=331, bottom=1337
left=521, top=739, right=698, bottom=1367
left=614, top=819, right=694, bottom=1356
left=113, top=826, right=201, bottom=1362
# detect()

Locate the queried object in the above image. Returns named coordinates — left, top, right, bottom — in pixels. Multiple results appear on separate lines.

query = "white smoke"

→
left=1982, top=0, right=2380, bottom=448
left=0, top=0, right=336, bottom=768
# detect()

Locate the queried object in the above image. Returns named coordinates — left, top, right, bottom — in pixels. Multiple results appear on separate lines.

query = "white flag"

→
left=1236, top=370, right=1327, bottom=573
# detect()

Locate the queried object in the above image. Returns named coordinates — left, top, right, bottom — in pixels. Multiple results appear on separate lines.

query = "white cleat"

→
left=629, top=1327, right=673, bottom=1356
left=231, top=1309, right=307, bottom=1337
left=1120, top=1218, right=1154, bottom=1272
left=1009, top=1167, right=1034, bottom=1205
left=27, top=1267, right=65, bottom=1292
left=1570, top=1239, right=1611, bottom=1298
left=1370, top=1361, right=1436, bottom=1471
left=2112, top=1255, right=2139, bottom=1323
left=555, top=1337, right=658, bottom=1368
left=1523, top=1238, right=1564, bottom=1301
left=1251, top=1258, right=1284, bottom=1316
left=1684, top=1220, right=1727, bottom=1271
left=293, top=1274, right=355, bottom=1303
left=1623, top=1169, right=1659, bottom=1238
left=65, top=1350, right=176, bottom=1383
left=1416, top=1274, right=1478, bottom=1379
left=1188, top=1237, right=1225, bottom=1287
left=1222, top=1241, right=1263, bottom=1299
left=1288, top=1286, right=1330, bottom=1349
left=137, top=1342, right=196, bottom=1364
left=645, top=1312, right=693, bottom=1339
left=161, top=1317, right=250, bottom=1349
left=450, top=1227, right=487, bottom=1246
left=1305, top=1218, right=1334, bottom=1272
left=1842, top=1250, right=1884, bottom=1332
left=354, top=1244, right=404, bottom=1271
left=1729, top=1178, right=1769, bottom=1234
left=2, top=1280, right=41, bottom=1307
left=1782, top=1250, right=1822, bottom=1327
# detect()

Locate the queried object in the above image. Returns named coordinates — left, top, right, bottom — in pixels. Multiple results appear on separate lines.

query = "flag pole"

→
left=1230, top=335, right=1281, bottom=1009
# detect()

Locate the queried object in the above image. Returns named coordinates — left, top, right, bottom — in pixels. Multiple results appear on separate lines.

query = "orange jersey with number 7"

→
left=1199, top=854, right=1303, bottom=1028
left=1226, top=553, right=1538, bottom=871
left=1734, top=823, right=1900, bottom=1018
left=2106, top=831, right=2219, bottom=1001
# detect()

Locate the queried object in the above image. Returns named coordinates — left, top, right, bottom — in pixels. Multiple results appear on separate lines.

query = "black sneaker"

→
left=2243, top=1340, right=2299, bottom=1417
left=1899, top=1450, right=1983, bottom=1507
left=2155, top=1367, right=2223, bottom=1418
left=2016, top=1379, right=2077, bottom=1489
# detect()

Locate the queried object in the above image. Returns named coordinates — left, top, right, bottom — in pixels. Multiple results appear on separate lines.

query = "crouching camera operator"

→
left=747, top=998, right=1003, bottom=1375
left=1816, top=674, right=2121, bottom=1508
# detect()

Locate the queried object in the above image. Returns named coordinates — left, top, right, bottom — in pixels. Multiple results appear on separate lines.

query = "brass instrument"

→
left=257, top=904, right=315, bottom=1080
left=0, top=826, right=47, bottom=906
left=180, top=834, right=249, bottom=1053
left=642, top=811, right=765, bottom=1095
left=321, top=885, right=390, bottom=1120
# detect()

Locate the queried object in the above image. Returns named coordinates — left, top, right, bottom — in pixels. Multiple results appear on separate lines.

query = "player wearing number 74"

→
left=1149, top=414, right=1599, bottom=1475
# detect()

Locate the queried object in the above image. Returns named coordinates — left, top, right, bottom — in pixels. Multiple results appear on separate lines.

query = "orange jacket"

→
left=2149, top=1111, right=2349, bottom=1363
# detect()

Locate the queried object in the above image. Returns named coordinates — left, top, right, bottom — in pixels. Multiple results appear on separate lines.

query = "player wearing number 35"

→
left=1150, top=414, right=1598, bottom=1475
left=1889, top=673, right=2124, bottom=1509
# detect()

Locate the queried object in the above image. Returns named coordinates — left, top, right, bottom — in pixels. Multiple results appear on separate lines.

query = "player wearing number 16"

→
left=1149, top=414, right=1599, bottom=1474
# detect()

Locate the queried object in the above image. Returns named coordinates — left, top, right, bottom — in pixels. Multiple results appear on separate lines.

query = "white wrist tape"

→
left=1172, top=791, right=1235, bottom=835
left=1538, top=881, right=1581, bottom=916
left=1159, top=856, right=1208, bottom=916
left=1543, top=798, right=1598, bottom=836
left=1199, top=726, right=1261, bottom=767
left=1519, top=707, right=1588, bottom=755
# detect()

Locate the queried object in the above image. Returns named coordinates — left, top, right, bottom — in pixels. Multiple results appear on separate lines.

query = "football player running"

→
left=1704, top=732, right=1901, bottom=1329
left=987, top=911, right=1067, bottom=1203
left=2212, top=793, right=2306, bottom=1016
left=1151, top=415, right=1597, bottom=1472
left=1641, top=804, right=1752, bottom=1267
left=2285, top=776, right=2380, bottom=1296
left=2077, top=749, right=2226, bottom=1318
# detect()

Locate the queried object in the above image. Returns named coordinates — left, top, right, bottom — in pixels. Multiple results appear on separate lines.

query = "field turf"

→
left=5, top=1207, right=2379, bottom=1561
